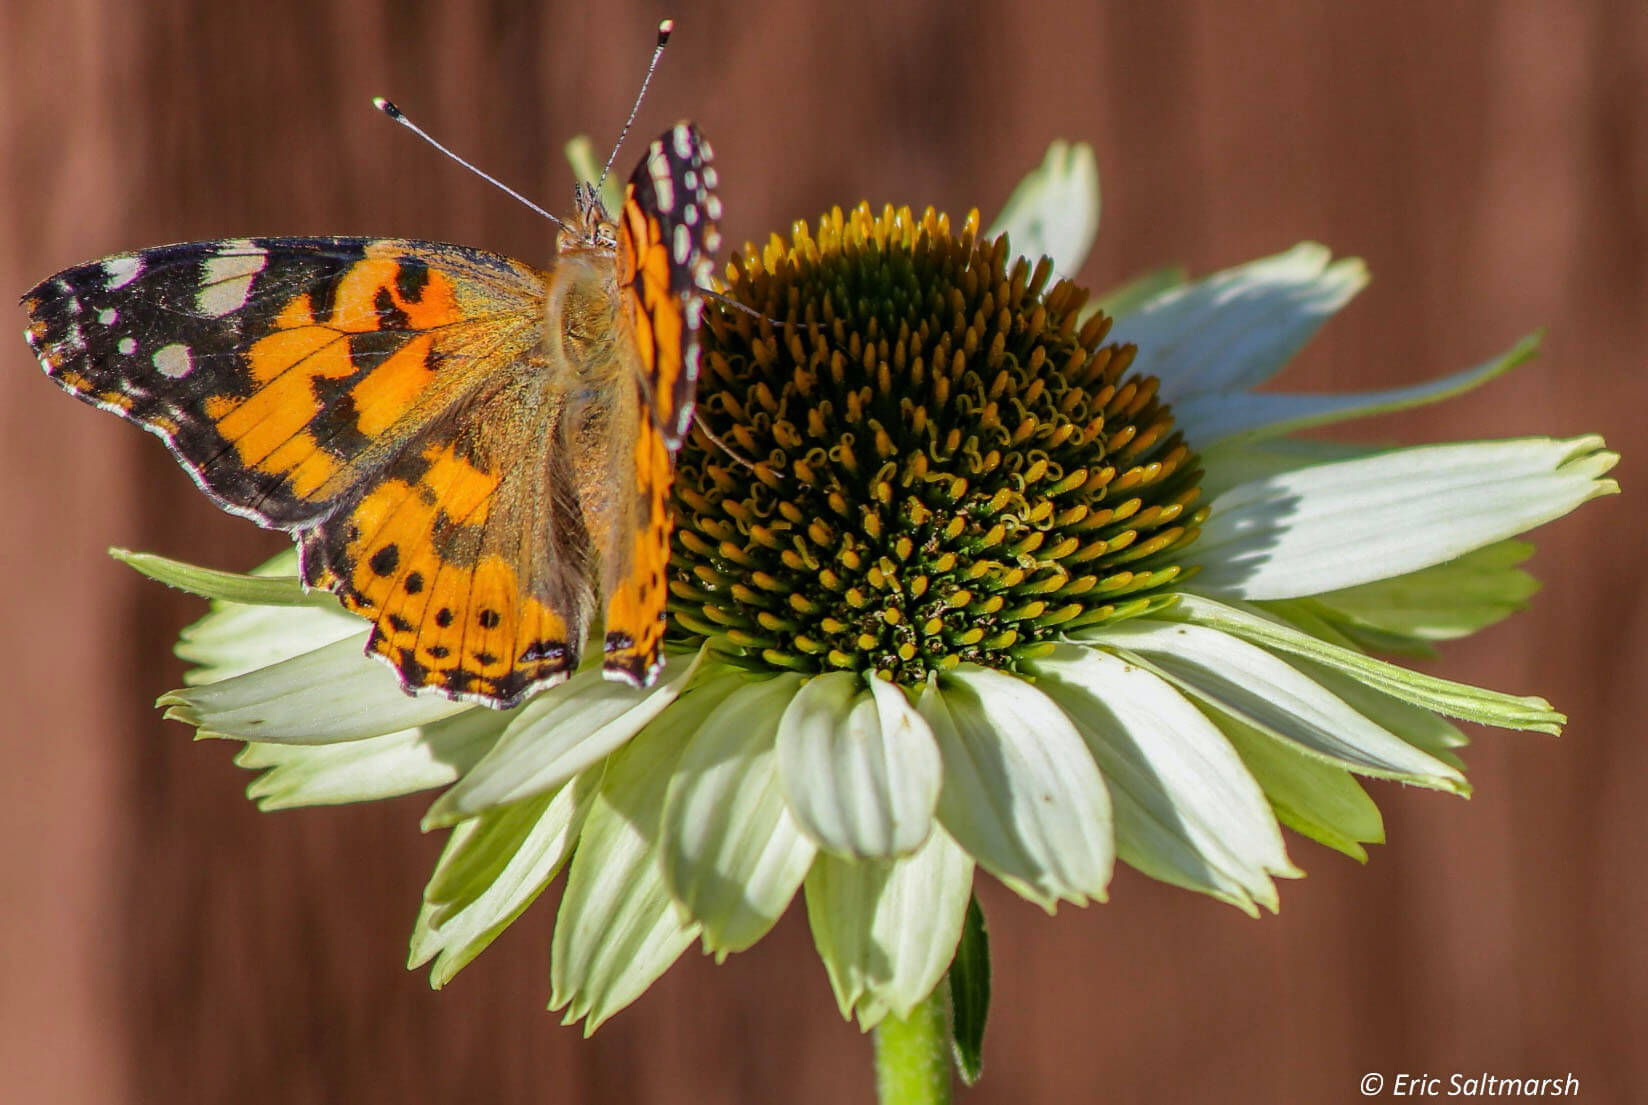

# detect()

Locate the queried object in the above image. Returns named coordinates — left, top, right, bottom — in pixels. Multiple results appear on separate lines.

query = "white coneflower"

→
left=128, top=142, right=1616, bottom=1100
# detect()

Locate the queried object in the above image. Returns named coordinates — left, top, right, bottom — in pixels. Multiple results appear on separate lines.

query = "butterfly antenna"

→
left=596, top=19, right=674, bottom=190
left=373, top=98, right=568, bottom=229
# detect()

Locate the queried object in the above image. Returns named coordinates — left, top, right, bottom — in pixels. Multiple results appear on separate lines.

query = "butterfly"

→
left=20, top=119, right=722, bottom=709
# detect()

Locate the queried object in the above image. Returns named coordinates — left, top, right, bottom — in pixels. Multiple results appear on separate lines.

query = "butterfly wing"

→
left=599, top=124, right=722, bottom=685
left=23, top=237, right=591, bottom=706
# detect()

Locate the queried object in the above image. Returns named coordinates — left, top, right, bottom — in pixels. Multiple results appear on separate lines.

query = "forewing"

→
left=615, top=122, right=722, bottom=450
left=21, top=237, right=546, bottom=527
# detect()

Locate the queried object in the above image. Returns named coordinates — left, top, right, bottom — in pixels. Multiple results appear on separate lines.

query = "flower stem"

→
left=873, top=989, right=953, bottom=1105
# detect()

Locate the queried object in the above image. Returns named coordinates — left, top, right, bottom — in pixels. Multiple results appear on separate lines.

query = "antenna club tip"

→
left=373, top=97, right=402, bottom=118
left=657, top=19, right=674, bottom=43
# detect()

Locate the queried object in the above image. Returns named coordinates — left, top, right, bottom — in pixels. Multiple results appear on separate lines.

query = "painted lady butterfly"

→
left=21, top=80, right=721, bottom=709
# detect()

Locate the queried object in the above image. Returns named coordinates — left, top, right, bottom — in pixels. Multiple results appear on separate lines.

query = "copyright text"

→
left=1359, top=1072, right=1580, bottom=1097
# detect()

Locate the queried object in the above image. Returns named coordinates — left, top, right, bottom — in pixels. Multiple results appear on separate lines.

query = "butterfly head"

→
left=559, top=182, right=620, bottom=256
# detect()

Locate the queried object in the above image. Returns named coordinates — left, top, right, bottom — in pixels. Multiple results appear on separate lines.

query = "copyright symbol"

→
left=1360, top=1073, right=1384, bottom=1095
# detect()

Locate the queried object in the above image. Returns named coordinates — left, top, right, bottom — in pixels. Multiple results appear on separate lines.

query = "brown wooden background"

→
left=3, top=2, right=1644, bottom=1102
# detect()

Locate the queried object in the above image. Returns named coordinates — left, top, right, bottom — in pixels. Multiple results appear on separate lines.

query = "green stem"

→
left=872, top=989, right=953, bottom=1105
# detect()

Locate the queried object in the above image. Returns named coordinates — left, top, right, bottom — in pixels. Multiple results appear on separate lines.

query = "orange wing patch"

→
left=601, top=416, right=675, bottom=686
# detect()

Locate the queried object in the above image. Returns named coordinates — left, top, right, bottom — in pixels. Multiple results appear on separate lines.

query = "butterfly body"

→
left=22, top=123, right=721, bottom=708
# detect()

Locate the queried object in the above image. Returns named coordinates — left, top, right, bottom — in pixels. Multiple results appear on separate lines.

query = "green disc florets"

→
left=669, top=203, right=1206, bottom=686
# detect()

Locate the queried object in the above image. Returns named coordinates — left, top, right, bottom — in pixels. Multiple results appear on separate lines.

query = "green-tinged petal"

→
left=1275, top=539, right=1540, bottom=653
left=1031, top=645, right=1294, bottom=915
left=987, top=140, right=1100, bottom=278
left=113, top=547, right=332, bottom=607
left=804, top=822, right=973, bottom=1027
left=1199, top=437, right=1376, bottom=501
left=410, top=769, right=598, bottom=987
left=1192, top=436, right=1618, bottom=601
left=919, top=666, right=1113, bottom=910
left=1159, top=593, right=1562, bottom=734
left=1086, top=619, right=1467, bottom=791
left=423, top=647, right=704, bottom=828
left=1208, top=712, right=1385, bottom=862
left=1088, top=265, right=1185, bottom=321
left=551, top=672, right=747, bottom=1032
left=661, top=674, right=815, bottom=957
left=564, top=134, right=622, bottom=224
left=161, top=632, right=469, bottom=743
left=1281, top=653, right=1471, bottom=771
left=1176, top=334, right=1538, bottom=450
left=237, top=708, right=505, bottom=809
left=1110, top=242, right=1367, bottom=398
left=163, top=546, right=360, bottom=681
left=777, top=673, right=941, bottom=859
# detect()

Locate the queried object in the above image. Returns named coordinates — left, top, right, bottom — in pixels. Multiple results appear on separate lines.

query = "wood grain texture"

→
left=3, top=1, right=1643, bottom=1102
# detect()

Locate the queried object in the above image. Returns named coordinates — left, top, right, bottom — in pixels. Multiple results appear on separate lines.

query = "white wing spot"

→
left=102, top=256, right=143, bottom=290
left=117, top=336, right=138, bottom=356
left=683, top=203, right=699, bottom=226
left=196, top=243, right=267, bottom=318
left=672, top=125, right=693, bottom=158
left=648, top=154, right=676, bottom=211
left=673, top=224, right=691, bottom=263
left=153, top=343, right=194, bottom=378
left=683, top=168, right=698, bottom=190
left=97, top=307, right=118, bottom=326
left=705, top=196, right=724, bottom=221
left=702, top=166, right=719, bottom=190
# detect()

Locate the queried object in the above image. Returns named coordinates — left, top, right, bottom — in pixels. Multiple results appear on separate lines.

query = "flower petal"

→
left=1089, top=265, right=1186, bottom=321
left=113, top=547, right=328, bottom=606
left=1085, top=618, right=1467, bottom=791
left=1110, top=242, right=1366, bottom=399
left=1191, top=436, right=1618, bottom=601
left=410, top=769, right=597, bottom=987
left=1163, top=593, right=1563, bottom=733
left=919, top=666, right=1113, bottom=910
left=776, top=673, right=941, bottom=859
left=661, top=674, right=816, bottom=956
left=987, top=141, right=1100, bottom=278
left=1177, top=334, right=1537, bottom=449
left=1030, top=645, right=1295, bottom=914
left=422, top=647, right=704, bottom=828
left=237, top=707, right=505, bottom=809
left=550, top=673, right=746, bottom=1032
left=803, top=822, right=973, bottom=1027
left=1208, top=712, right=1385, bottom=862
left=160, top=631, right=468, bottom=743
left=1276, top=539, right=1539, bottom=652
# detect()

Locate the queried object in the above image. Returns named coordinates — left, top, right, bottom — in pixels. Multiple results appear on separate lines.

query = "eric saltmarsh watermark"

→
left=1359, top=1072, right=1580, bottom=1097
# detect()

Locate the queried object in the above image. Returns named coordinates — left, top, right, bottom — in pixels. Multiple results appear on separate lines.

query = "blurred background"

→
left=2, top=1, right=1643, bottom=1102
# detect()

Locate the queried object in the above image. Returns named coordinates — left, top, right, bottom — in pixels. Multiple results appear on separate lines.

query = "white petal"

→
left=161, top=631, right=468, bottom=743
left=237, top=707, right=505, bottom=809
left=776, top=673, right=941, bottom=859
left=1198, top=437, right=1375, bottom=501
left=661, top=674, right=816, bottom=956
left=410, top=770, right=597, bottom=987
left=1177, top=335, right=1536, bottom=449
left=1161, top=593, right=1562, bottom=733
left=423, top=648, right=703, bottom=827
left=177, top=598, right=364, bottom=684
left=919, top=666, right=1113, bottom=910
left=1210, top=712, right=1385, bottom=861
left=1111, top=242, right=1367, bottom=400
left=804, top=823, right=973, bottom=1026
left=550, top=673, right=746, bottom=1032
left=1031, top=645, right=1295, bottom=914
left=1084, top=618, right=1466, bottom=790
left=987, top=141, right=1100, bottom=278
left=1297, top=538, right=1539, bottom=646
left=1192, top=436, right=1618, bottom=600
left=1089, top=265, right=1186, bottom=321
